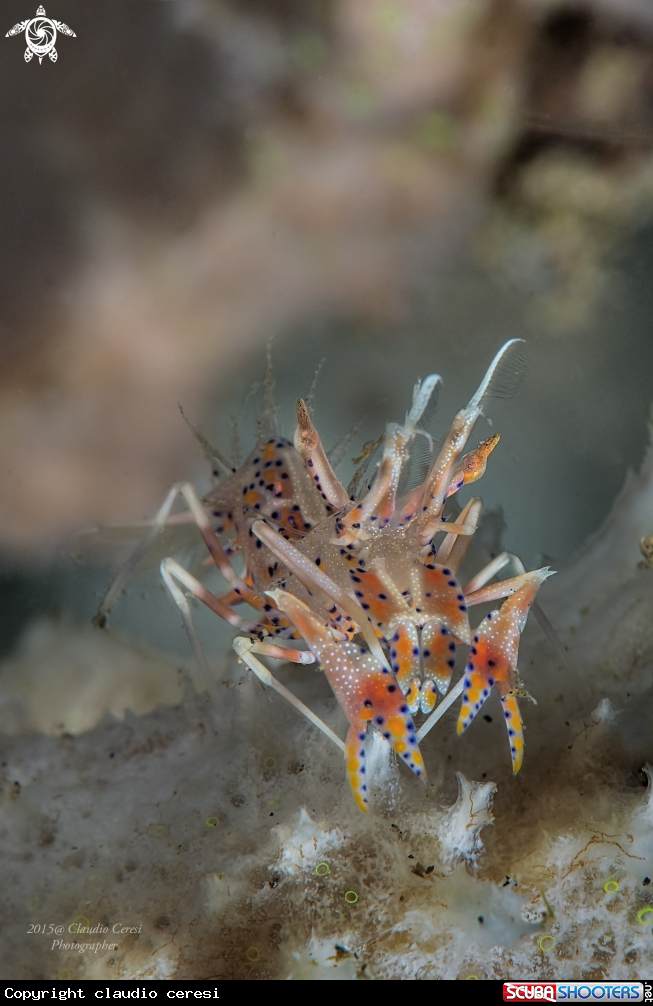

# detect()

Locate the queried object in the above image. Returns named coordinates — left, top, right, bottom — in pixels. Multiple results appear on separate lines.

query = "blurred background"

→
left=2, top=0, right=653, bottom=663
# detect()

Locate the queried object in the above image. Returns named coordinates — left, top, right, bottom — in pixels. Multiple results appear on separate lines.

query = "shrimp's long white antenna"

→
left=467, top=338, right=525, bottom=410
left=404, top=374, right=441, bottom=437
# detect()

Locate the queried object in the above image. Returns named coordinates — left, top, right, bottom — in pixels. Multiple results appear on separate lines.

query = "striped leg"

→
left=346, top=723, right=369, bottom=812
left=456, top=571, right=551, bottom=772
left=344, top=559, right=422, bottom=712
left=499, top=690, right=524, bottom=774
left=410, top=560, right=472, bottom=708
left=268, top=588, right=427, bottom=811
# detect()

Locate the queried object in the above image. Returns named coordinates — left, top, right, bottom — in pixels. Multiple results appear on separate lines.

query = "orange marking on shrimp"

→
left=500, top=692, right=524, bottom=773
left=388, top=621, right=420, bottom=690
left=387, top=715, right=405, bottom=738
left=348, top=567, right=399, bottom=627
left=446, top=434, right=501, bottom=497
left=268, top=590, right=427, bottom=805
left=456, top=574, right=549, bottom=770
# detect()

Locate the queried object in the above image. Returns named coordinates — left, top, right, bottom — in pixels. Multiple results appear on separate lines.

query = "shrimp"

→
left=96, top=340, right=554, bottom=811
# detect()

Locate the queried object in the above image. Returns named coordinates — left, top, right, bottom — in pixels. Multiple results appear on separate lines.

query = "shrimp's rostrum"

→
left=117, top=340, right=553, bottom=811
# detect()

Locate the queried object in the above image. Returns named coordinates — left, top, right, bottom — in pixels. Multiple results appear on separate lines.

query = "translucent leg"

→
left=160, top=557, right=263, bottom=634
left=233, top=637, right=345, bottom=753
left=160, top=559, right=220, bottom=708
left=428, top=520, right=476, bottom=537
left=94, top=481, right=252, bottom=628
left=464, top=570, right=552, bottom=607
left=241, top=639, right=317, bottom=665
left=462, top=552, right=514, bottom=595
left=434, top=497, right=483, bottom=568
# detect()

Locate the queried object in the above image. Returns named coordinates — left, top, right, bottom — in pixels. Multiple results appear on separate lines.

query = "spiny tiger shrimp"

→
left=96, top=340, right=557, bottom=812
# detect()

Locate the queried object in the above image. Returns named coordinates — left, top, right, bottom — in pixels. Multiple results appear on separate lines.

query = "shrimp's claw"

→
left=361, top=679, right=426, bottom=781
left=268, top=587, right=426, bottom=804
left=346, top=723, right=369, bottom=812
left=457, top=665, right=495, bottom=733
left=457, top=569, right=551, bottom=770
left=500, top=691, right=524, bottom=774
left=456, top=663, right=524, bottom=776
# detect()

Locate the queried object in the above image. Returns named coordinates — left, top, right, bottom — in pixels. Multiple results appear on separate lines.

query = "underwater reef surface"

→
left=3, top=422, right=653, bottom=979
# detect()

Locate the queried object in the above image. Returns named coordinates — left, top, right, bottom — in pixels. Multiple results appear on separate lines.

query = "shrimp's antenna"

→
left=405, top=374, right=441, bottom=436
left=178, top=405, right=234, bottom=476
left=304, top=357, right=327, bottom=417
left=257, top=337, right=280, bottom=441
left=468, top=338, right=528, bottom=410
left=395, top=373, right=440, bottom=498
left=327, top=418, right=364, bottom=470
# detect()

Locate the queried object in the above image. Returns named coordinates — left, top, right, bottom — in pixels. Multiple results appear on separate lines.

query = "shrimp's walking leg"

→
left=463, top=552, right=569, bottom=674
left=232, top=637, right=345, bottom=753
left=252, top=519, right=390, bottom=670
left=457, top=570, right=551, bottom=772
left=268, top=589, right=426, bottom=810
left=463, top=570, right=552, bottom=607
left=95, top=482, right=257, bottom=628
left=95, top=485, right=189, bottom=626
left=434, top=497, right=483, bottom=568
left=160, top=557, right=220, bottom=708
left=463, top=552, right=517, bottom=595
left=237, top=638, right=317, bottom=665
left=161, top=561, right=307, bottom=710
left=160, top=558, right=266, bottom=634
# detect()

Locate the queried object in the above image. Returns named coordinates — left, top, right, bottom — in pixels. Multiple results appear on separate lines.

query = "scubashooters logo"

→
left=5, top=5, right=75, bottom=63
left=503, top=985, right=644, bottom=1002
